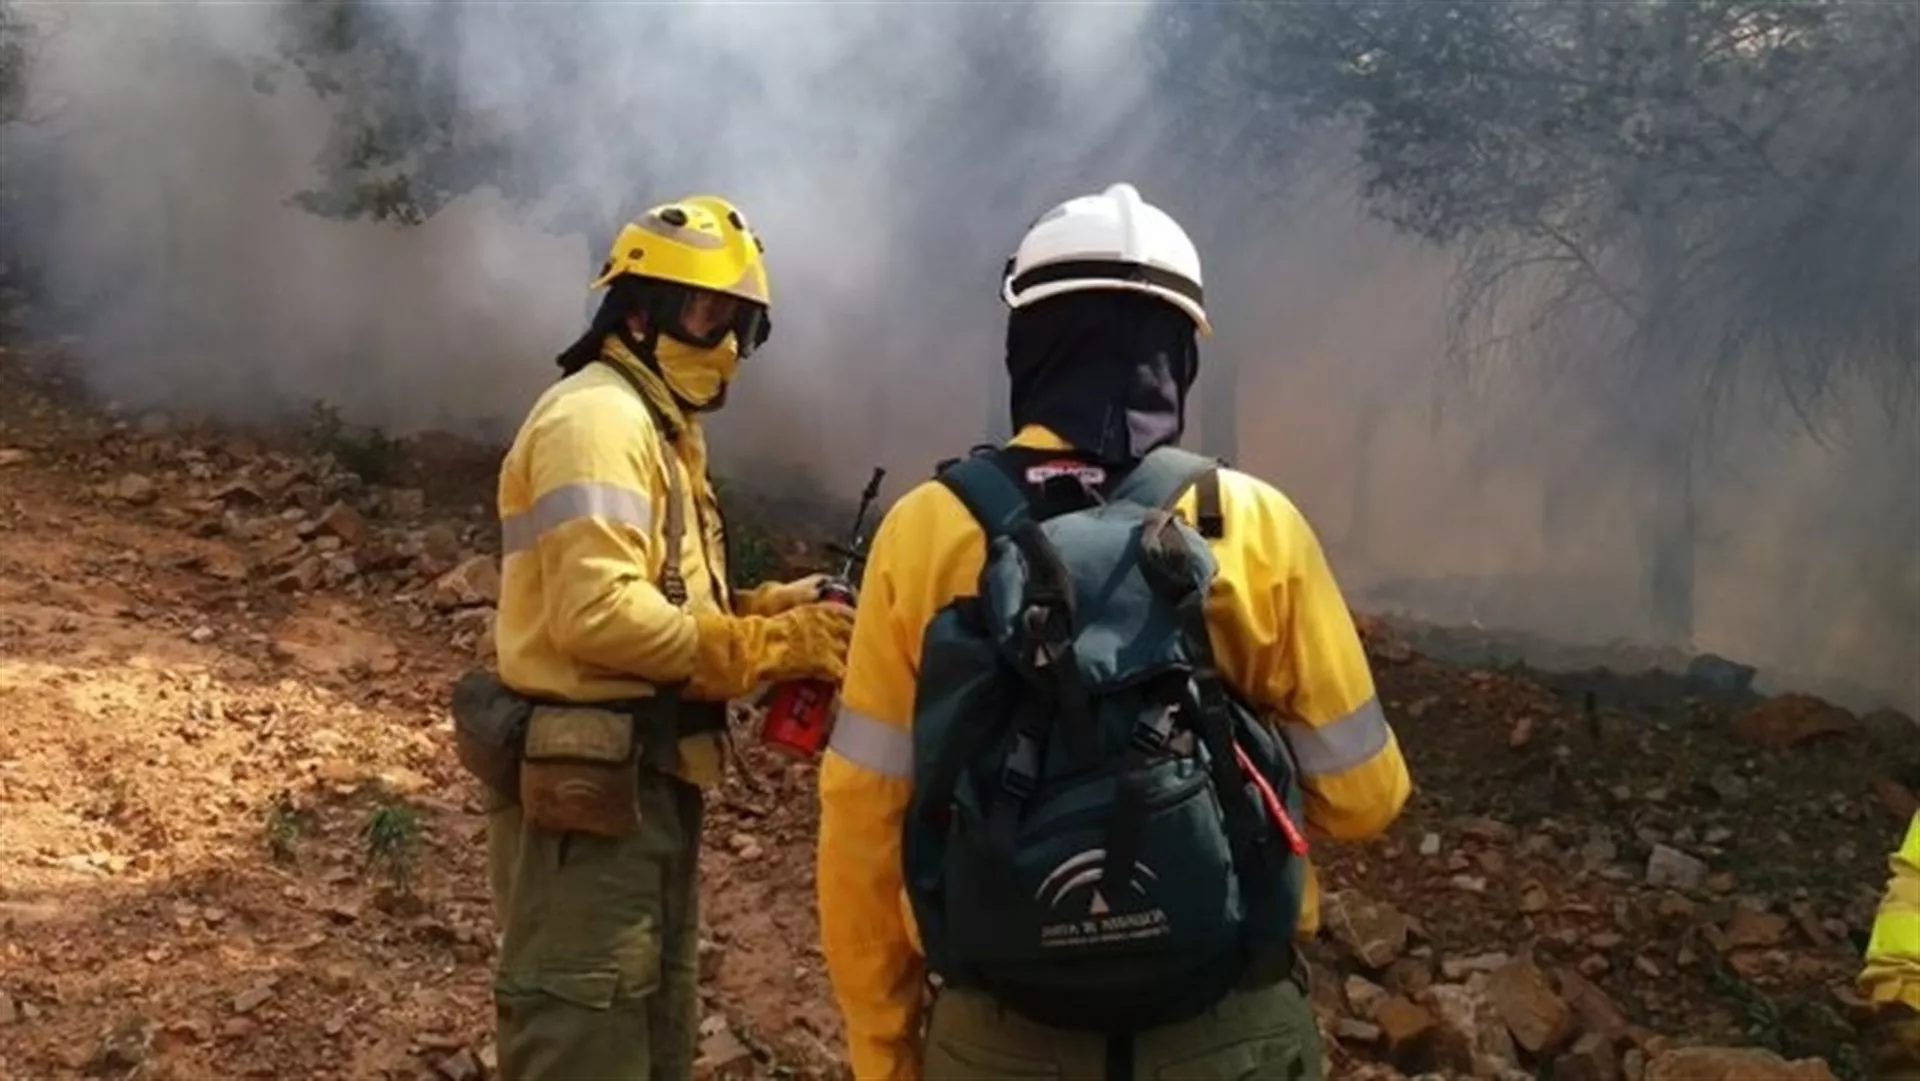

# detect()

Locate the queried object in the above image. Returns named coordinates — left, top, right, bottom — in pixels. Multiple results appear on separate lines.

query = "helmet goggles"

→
left=648, top=281, right=771, bottom=358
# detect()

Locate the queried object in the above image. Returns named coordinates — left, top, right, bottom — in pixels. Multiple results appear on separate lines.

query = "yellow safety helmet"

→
left=591, top=194, right=772, bottom=355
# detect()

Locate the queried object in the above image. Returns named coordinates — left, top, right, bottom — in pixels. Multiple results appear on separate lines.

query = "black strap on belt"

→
left=1105, top=1034, right=1135, bottom=1081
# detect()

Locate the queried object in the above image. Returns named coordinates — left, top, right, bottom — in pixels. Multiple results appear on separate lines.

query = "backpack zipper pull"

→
left=1232, top=741, right=1310, bottom=857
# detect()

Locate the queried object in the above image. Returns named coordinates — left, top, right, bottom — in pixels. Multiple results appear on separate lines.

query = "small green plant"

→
left=264, top=789, right=311, bottom=864
left=728, top=521, right=781, bottom=591
left=1698, top=928, right=1863, bottom=1080
left=363, top=798, right=421, bottom=895
left=712, top=476, right=783, bottom=589
left=306, top=399, right=403, bottom=484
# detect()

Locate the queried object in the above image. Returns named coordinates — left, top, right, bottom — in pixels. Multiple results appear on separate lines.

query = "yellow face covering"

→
left=654, top=335, right=740, bottom=410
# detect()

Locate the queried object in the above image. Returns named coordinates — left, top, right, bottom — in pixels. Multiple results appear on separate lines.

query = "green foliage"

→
left=269, top=0, right=500, bottom=225
left=1179, top=0, right=1920, bottom=422
left=262, top=0, right=645, bottom=239
left=363, top=797, right=421, bottom=895
left=1698, top=926, right=1863, bottom=1079
left=305, top=399, right=402, bottom=485
left=0, top=3, right=27, bottom=127
left=712, top=474, right=782, bottom=590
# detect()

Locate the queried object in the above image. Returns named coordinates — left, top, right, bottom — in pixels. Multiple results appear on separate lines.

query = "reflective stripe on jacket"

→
left=816, top=424, right=1413, bottom=1080
left=493, top=340, right=734, bottom=786
left=1864, top=812, right=1920, bottom=1011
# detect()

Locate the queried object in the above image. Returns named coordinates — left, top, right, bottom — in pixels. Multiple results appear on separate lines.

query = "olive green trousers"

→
left=922, top=964, right=1323, bottom=1081
left=487, top=771, right=704, bottom=1081
left=1866, top=1004, right=1920, bottom=1081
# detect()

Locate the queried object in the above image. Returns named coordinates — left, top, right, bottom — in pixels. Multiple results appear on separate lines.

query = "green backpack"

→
left=902, top=445, right=1310, bottom=1034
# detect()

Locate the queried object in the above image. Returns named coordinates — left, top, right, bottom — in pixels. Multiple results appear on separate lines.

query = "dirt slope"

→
left=0, top=353, right=833, bottom=1081
left=1, top=344, right=1913, bottom=1081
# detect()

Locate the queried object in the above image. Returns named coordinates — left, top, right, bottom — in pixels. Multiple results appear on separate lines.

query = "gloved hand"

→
left=736, top=574, right=833, bottom=617
left=687, top=601, right=856, bottom=701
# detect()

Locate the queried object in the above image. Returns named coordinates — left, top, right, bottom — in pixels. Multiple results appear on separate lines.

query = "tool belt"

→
left=449, top=668, right=726, bottom=837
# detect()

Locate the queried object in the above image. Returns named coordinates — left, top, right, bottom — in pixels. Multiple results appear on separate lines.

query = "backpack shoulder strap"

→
left=594, top=358, right=689, bottom=607
left=934, top=447, right=1099, bottom=791
left=1110, top=446, right=1225, bottom=539
left=935, top=450, right=1035, bottom=543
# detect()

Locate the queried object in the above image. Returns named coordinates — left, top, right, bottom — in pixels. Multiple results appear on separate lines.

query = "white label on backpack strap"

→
left=1025, top=459, right=1107, bottom=486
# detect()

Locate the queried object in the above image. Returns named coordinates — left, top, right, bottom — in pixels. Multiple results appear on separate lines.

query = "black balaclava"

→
left=1005, top=289, right=1200, bottom=464
left=556, top=278, right=642, bottom=378
left=553, top=278, right=730, bottom=414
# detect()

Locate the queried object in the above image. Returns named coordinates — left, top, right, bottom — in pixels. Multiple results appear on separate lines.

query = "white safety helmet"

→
left=1000, top=182, right=1209, bottom=336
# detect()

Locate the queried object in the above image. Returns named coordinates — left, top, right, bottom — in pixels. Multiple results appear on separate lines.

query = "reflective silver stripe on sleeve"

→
left=827, top=706, right=915, bottom=780
left=1279, top=696, right=1391, bottom=777
left=500, top=482, right=654, bottom=554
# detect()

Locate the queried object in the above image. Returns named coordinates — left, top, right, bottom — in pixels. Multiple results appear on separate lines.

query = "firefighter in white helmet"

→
left=817, top=182, right=1411, bottom=1079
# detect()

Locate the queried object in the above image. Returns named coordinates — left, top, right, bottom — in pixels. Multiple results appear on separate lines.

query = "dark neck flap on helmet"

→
left=1004, top=289, right=1200, bottom=465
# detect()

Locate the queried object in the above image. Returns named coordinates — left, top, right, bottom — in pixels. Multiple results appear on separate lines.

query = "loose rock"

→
left=431, top=555, right=501, bottom=610
left=1644, top=845, right=1707, bottom=891
left=1441, top=952, right=1511, bottom=981
left=1346, top=975, right=1389, bottom=1018
left=1325, top=890, right=1411, bottom=970
left=1554, top=967, right=1631, bottom=1043
left=1553, top=1032, right=1621, bottom=1081
left=1336, top=1018, right=1384, bottom=1044
left=316, top=501, right=370, bottom=546
left=1375, top=995, right=1439, bottom=1071
left=115, top=473, right=158, bottom=506
left=434, top=1048, right=481, bottom=1081
left=1643, top=1046, right=1836, bottom=1081
left=1487, top=957, right=1576, bottom=1055
left=1725, top=904, right=1791, bottom=950
left=1424, top=982, right=1519, bottom=1076
left=231, top=978, right=277, bottom=1015
left=1734, top=694, right=1855, bottom=750
left=694, top=1022, right=755, bottom=1080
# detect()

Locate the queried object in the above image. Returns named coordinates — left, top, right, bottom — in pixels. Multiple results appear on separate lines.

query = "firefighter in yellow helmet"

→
left=1860, top=811, right=1920, bottom=1079
left=485, top=196, right=853, bottom=1080
left=815, top=183, right=1412, bottom=1079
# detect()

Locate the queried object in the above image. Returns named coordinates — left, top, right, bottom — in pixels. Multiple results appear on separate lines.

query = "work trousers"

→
left=487, top=770, right=704, bottom=1081
left=922, top=961, right=1323, bottom=1081
left=1867, top=1004, right=1920, bottom=1081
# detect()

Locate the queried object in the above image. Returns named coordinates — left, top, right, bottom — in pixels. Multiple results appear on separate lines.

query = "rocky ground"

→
left=0, top=340, right=1914, bottom=1081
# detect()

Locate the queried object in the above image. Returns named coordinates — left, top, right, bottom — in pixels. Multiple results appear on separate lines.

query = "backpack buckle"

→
left=1021, top=604, right=1072, bottom=669
left=1130, top=703, right=1177, bottom=756
left=1000, top=760, right=1037, bottom=801
left=1000, top=731, right=1042, bottom=800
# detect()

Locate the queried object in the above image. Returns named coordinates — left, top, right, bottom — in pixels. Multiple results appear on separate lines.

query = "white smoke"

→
left=2, top=0, right=1915, bottom=713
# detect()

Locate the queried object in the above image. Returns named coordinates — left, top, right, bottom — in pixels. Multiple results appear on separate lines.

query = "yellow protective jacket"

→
left=816, top=425, right=1413, bottom=1080
left=493, top=337, right=792, bottom=787
left=1863, top=812, right=1920, bottom=1011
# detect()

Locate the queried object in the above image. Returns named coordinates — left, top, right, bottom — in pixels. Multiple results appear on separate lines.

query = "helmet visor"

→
left=662, top=287, right=770, bottom=357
